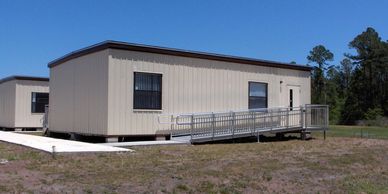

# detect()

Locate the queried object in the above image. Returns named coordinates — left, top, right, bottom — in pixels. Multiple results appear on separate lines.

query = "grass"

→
left=342, top=174, right=388, bottom=194
left=313, top=125, right=388, bottom=139
left=14, top=131, right=44, bottom=136
left=0, top=126, right=387, bottom=193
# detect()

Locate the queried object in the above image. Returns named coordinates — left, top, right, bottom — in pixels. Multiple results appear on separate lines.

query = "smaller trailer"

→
left=0, top=76, right=49, bottom=131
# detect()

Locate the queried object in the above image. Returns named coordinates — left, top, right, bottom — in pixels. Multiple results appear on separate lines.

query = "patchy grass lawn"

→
left=0, top=136, right=388, bottom=193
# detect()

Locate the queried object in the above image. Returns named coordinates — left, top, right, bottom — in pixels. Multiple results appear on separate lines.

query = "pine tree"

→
left=342, top=27, right=388, bottom=123
left=307, top=45, right=334, bottom=105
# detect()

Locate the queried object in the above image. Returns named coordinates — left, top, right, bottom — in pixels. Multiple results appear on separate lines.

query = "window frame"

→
left=248, top=81, right=268, bottom=109
left=133, top=72, right=163, bottom=110
left=31, top=92, right=49, bottom=114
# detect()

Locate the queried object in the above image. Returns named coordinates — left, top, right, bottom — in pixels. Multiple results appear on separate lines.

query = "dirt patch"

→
left=0, top=137, right=387, bottom=193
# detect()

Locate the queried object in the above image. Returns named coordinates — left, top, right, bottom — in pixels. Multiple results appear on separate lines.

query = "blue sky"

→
left=0, top=0, right=387, bottom=78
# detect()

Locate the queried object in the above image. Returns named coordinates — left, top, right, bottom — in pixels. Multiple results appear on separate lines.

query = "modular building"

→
left=0, top=76, right=49, bottom=130
left=48, top=41, right=312, bottom=142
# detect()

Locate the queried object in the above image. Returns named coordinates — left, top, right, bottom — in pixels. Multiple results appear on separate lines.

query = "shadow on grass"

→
left=194, top=134, right=309, bottom=145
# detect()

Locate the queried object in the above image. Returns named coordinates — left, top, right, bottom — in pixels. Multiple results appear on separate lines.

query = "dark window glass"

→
left=31, top=92, right=49, bottom=113
left=248, top=82, right=267, bottom=109
left=289, top=89, right=293, bottom=110
left=134, top=72, right=162, bottom=110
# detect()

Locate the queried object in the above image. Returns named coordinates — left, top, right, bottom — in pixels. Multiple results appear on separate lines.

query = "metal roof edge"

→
left=48, top=40, right=312, bottom=71
left=0, top=75, right=49, bottom=85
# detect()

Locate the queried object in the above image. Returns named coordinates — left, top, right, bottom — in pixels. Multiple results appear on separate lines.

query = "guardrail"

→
left=159, top=104, right=329, bottom=142
left=43, top=105, right=49, bottom=131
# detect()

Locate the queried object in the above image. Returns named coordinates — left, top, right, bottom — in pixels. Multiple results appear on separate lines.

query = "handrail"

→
left=158, top=106, right=295, bottom=125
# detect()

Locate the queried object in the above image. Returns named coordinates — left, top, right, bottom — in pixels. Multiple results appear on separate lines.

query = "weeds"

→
left=0, top=133, right=387, bottom=193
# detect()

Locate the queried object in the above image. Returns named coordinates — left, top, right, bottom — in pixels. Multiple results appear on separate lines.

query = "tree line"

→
left=307, top=27, right=388, bottom=125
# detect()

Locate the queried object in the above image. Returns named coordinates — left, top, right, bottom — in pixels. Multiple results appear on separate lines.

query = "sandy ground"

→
left=0, top=137, right=387, bottom=193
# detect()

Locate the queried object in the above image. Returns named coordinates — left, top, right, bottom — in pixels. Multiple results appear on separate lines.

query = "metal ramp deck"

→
left=160, top=105, right=329, bottom=143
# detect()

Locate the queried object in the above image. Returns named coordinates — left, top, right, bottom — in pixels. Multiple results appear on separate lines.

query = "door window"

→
left=289, top=89, right=293, bottom=110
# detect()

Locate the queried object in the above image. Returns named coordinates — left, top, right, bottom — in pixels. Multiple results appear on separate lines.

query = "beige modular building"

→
left=0, top=76, right=49, bottom=130
left=48, top=41, right=312, bottom=142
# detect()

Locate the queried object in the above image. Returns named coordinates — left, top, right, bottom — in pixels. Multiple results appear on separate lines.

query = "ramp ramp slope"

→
left=0, top=131, right=131, bottom=153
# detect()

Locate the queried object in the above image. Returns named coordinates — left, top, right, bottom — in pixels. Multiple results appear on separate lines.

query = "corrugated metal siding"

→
left=49, top=50, right=109, bottom=135
left=14, top=80, right=49, bottom=128
left=107, top=49, right=311, bottom=135
left=0, top=81, right=16, bottom=128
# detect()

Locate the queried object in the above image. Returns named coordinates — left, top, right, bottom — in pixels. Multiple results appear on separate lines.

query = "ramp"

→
left=159, top=105, right=329, bottom=143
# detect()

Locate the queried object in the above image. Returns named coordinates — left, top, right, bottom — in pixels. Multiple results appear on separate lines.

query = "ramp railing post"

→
left=300, top=106, right=304, bottom=129
left=232, top=111, right=236, bottom=139
left=325, top=105, right=329, bottom=140
left=270, top=110, right=273, bottom=131
left=170, top=115, right=174, bottom=140
left=190, top=114, right=194, bottom=142
left=251, top=111, right=255, bottom=135
left=286, top=109, right=291, bottom=129
left=326, top=105, right=329, bottom=129
left=212, top=112, right=215, bottom=140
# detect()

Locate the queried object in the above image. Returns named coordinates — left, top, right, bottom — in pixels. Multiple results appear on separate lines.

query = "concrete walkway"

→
left=0, top=131, right=131, bottom=153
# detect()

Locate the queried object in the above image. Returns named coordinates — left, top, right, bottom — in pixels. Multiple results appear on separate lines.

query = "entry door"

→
left=287, top=85, right=301, bottom=109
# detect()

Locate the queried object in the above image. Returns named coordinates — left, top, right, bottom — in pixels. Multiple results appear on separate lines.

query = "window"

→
left=31, top=92, right=49, bottom=113
left=133, top=72, right=162, bottom=110
left=289, top=89, right=293, bottom=110
left=248, top=82, right=267, bottom=109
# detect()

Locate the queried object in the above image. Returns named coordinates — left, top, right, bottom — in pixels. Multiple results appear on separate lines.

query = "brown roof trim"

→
left=0, top=75, right=49, bottom=85
left=48, top=40, right=312, bottom=71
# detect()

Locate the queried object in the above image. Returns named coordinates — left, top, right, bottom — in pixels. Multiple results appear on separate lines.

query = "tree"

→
left=326, top=66, right=342, bottom=123
left=342, top=27, right=388, bottom=123
left=307, top=45, right=334, bottom=69
left=347, top=28, right=384, bottom=109
left=304, top=28, right=387, bottom=124
left=338, top=58, right=353, bottom=98
left=307, top=45, right=334, bottom=104
left=341, top=68, right=365, bottom=124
